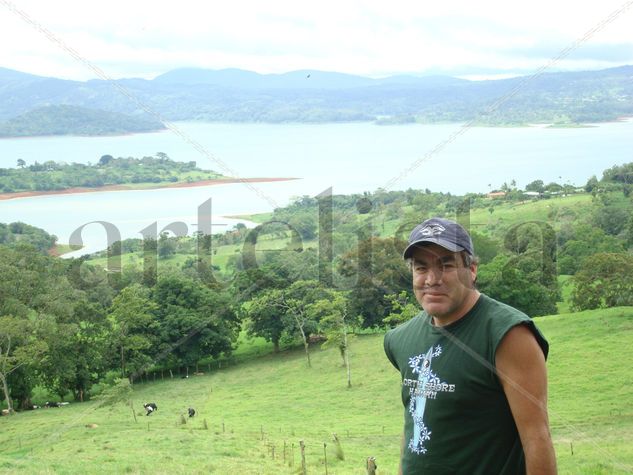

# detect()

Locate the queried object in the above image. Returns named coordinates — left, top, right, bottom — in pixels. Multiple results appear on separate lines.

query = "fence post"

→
left=367, top=456, right=377, bottom=475
left=323, top=442, right=328, bottom=475
left=300, top=440, right=307, bottom=475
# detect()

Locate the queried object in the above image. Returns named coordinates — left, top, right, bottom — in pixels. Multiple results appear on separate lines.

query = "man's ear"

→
left=469, top=263, right=478, bottom=286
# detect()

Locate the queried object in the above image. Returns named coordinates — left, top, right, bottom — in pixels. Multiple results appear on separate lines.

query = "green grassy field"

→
left=1, top=307, right=632, bottom=474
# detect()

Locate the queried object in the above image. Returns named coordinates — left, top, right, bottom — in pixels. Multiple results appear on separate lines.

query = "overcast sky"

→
left=1, top=0, right=632, bottom=81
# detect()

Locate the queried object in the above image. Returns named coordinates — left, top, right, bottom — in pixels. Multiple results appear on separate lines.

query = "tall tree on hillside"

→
left=243, top=293, right=286, bottom=353
left=308, top=290, right=356, bottom=387
left=108, top=284, right=158, bottom=381
left=152, top=274, right=240, bottom=373
left=250, top=280, right=327, bottom=367
left=0, top=316, right=47, bottom=413
left=503, top=221, right=558, bottom=292
left=338, top=237, right=409, bottom=328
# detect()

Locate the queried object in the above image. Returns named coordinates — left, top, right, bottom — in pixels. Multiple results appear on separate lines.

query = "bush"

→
left=89, top=370, right=123, bottom=398
left=571, top=252, right=633, bottom=310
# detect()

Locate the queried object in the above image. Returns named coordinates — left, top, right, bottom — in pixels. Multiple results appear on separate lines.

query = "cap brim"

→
left=402, top=238, right=465, bottom=259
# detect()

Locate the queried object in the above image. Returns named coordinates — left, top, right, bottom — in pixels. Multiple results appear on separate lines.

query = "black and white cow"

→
left=188, top=407, right=195, bottom=418
left=143, top=402, right=158, bottom=416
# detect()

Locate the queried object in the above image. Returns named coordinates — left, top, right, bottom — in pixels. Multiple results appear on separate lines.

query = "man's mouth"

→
left=421, top=289, right=446, bottom=297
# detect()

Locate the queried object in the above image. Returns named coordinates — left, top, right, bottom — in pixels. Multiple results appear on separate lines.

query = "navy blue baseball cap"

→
left=403, top=217, right=474, bottom=259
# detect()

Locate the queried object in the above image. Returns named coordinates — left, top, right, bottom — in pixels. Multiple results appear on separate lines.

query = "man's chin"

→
left=422, top=301, right=448, bottom=318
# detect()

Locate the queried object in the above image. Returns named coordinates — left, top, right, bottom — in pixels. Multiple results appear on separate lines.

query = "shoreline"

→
left=0, top=177, right=300, bottom=202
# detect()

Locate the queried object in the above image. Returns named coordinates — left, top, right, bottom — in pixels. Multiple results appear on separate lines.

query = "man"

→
left=384, top=217, right=556, bottom=474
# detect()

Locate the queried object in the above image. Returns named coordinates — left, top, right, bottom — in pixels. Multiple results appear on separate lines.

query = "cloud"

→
left=0, top=0, right=631, bottom=80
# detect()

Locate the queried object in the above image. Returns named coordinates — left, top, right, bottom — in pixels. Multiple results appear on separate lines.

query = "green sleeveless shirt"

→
left=384, top=294, right=549, bottom=475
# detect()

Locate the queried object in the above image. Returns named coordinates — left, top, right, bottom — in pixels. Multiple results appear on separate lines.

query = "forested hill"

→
left=0, top=105, right=165, bottom=138
left=0, top=65, right=631, bottom=132
left=0, top=154, right=223, bottom=194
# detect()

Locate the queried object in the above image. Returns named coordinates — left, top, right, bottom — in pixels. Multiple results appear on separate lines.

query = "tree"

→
left=525, top=179, right=545, bottom=193
left=0, top=316, right=47, bottom=413
left=243, top=292, right=286, bottom=352
left=571, top=253, right=633, bottom=310
left=277, top=281, right=327, bottom=367
left=249, top=280, right=326, bottom=367
left=477, top=254, right=558, bottom=317
left=544, top=182, right=563, bottom=193
left=108, top=284, right=158, bottom=380
left=558, top=224, right=625, bottom=274
left=0, top=244, right=98, bottom=405
left=98, top=154, right=114, bottom=166
left=584, top=175, right=599, bottom=193
left=503, top=221, right=558, bottom=291
left=602, top=162, right=633, bottom=184
left=383, top=291, right=419, bottom=327
left=590, top=201, right=628, bottom=236
left=470, top=231, right=500, bottom=265
left=16, top=158, right=26, bottom=168
left=158, top=232, right=177, bottom=259
left=308, top=291, right=356, bottom=387
left=338, top=237, right=410, bottom=328
left=152, top=274, right=240, bottom=372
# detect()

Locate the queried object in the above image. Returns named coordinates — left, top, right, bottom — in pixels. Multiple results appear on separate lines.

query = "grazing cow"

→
left=188, top=407, right=195, bottom=418
left=143, top=403, right=158, bottom=416
left=44, top=401, right=60, bottom=408
left=1, top=409, right=10, bottom=416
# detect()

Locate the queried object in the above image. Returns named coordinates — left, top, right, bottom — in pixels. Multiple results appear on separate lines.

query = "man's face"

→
left=410, top=244, right=478, bottom=324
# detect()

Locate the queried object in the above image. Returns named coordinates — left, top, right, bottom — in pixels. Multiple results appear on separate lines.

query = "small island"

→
left=0, top=154, right=297, bottom=200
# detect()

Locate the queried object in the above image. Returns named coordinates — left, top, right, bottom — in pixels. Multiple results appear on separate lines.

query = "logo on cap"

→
left=419, top=223, right=445, bottom=237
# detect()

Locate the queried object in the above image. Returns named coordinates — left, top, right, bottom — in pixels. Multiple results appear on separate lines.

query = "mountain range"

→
left=0, top=65, right=631, bottom=136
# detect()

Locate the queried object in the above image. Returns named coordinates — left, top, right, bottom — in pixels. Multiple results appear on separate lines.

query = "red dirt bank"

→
left=0, top=177, right=299, bottom=202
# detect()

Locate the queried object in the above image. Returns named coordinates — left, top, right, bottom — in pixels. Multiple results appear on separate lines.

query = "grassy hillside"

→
left=1, top=307, right=632, bottom=474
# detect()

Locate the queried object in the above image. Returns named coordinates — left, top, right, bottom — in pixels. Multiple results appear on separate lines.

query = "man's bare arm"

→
left=496, top=325, right=557, bottom=475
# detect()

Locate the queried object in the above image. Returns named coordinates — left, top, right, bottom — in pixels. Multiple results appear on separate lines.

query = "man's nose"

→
left=425, top=266, right=443, bottom=285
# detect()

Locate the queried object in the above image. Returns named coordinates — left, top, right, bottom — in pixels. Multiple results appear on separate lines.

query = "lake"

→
left=0, top=120, right=631, bottom=255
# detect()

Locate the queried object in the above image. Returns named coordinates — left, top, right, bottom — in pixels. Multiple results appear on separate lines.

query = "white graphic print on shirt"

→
left=404, top=345, right=456, bottom=454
